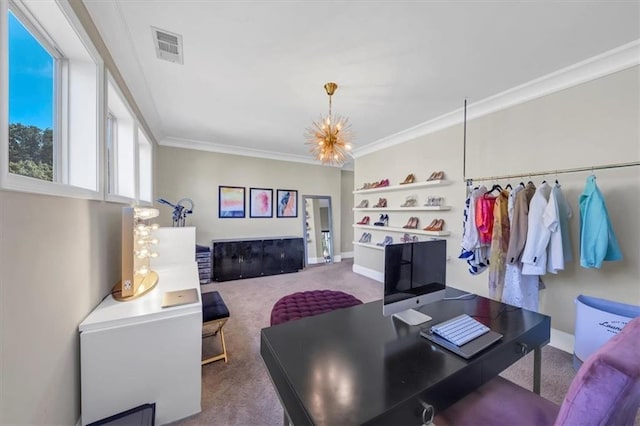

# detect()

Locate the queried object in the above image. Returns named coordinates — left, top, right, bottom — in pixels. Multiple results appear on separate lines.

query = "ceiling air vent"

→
left=152, top=27, right=183, bottom=64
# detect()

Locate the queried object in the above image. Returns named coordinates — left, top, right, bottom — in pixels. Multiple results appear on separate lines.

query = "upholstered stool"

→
left=270, top=290, right=363, bottom=326
left=202, top=291, right=230, bottom=365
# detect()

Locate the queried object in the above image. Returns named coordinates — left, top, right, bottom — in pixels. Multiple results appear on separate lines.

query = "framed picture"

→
left=276, top=189, right=298, bottom=218
left=249, top=187, right=273, bottom=218
left=218, top=186, right=245, bottom=218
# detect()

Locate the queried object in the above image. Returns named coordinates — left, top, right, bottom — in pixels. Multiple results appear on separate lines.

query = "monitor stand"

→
left=393, top=309, right=432, bottom=326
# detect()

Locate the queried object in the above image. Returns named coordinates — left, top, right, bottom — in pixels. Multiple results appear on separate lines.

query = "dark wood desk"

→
left=261, top=292, right=551, bottom=425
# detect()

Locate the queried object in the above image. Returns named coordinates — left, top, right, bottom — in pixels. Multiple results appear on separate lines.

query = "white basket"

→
left=573, top=295, right=639, bottom=369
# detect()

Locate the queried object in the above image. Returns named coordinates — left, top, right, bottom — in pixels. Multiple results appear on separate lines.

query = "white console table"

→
left=79, top=228, right=201, bottom=425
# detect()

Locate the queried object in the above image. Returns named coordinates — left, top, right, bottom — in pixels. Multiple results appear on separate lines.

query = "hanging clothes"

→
left=476, top=192, right=497, bottom=246
left=502, top=182, right=540, bottom=311
left=521, top=182, right=553, bottom=275
left=459, top=185, right=489, bottom=275
left=579, top=175, right=622, bottom=268
left=545, top=183, right=573, bottom=273
left=506, top=182, right=536, bottom=264
left=488, top=190, right=510, bottom=300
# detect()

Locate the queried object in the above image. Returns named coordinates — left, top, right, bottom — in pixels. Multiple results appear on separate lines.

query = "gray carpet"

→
left=174, top=260, right=577, bottom=425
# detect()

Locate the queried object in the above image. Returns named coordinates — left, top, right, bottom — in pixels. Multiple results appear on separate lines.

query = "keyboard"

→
left=430, top=314, right=490, bottom=346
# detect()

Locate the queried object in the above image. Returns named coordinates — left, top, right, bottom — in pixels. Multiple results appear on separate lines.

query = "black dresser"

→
left=212, top=237, right=304, bottom=282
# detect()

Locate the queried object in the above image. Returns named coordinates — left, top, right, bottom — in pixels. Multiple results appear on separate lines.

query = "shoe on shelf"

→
left=376, top=236, right=394, bottom=246
left=427, top=171, right=445, bottom=181
left=402, top=216, right=418, bottom=229
left=357, top=199, right=369, bottom=208
left=423, top=219, right=438, bottom=230
left=378, top=179, right=390, bottom=187
left=373, top=198, right=387, bottom=208
left=357, top=216, right=370, bottom=225
left=358, top=232, right=368, bottom=242
left=374, top=214, right=389, bottom=226
left=424, top=219, right=445, bottom=231
left=400, top=196, right=417, bottom=207
left=425, top=196, right=444, bottom=207
left=412, top=236, right=419, bottom=242
left=400, top=173, right=415, bottom=185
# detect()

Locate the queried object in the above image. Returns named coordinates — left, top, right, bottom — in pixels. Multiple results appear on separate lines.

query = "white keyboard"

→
left=430, top=314, right=490, bottom=346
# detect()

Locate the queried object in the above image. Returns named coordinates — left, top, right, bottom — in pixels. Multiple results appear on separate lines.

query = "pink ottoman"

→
left=270, top=290, right=363, bottom=326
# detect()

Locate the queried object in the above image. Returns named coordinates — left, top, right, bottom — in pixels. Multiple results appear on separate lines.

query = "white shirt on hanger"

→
left=522, top=182, right=552, bottom=275
left=545, top=184, right=573, bottom=273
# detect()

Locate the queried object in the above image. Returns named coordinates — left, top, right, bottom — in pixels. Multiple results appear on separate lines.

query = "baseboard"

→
left=307, top=257, right=324, bottom=264
left=333, top=255, right=342, bottom=262
left=341, top=251, right=354, bottom=259
left=549, top=327, right=574, bottom=354
left=352, top=263, right=384, bottom=282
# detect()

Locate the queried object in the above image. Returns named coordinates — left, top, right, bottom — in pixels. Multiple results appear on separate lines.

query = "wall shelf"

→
left=352, top=224, right=450, bottom=237
left=353, top=206, right=451, bottom=212
left=352, top=241, right=385, bottom=251
left=353, top=179, right=451, bottom=195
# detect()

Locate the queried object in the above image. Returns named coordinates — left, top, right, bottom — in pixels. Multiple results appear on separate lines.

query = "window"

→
left=2, top=0, right=102, bottom=198
left=8, top=9, right=56, bottom=182
left=137, top=128, right=153, bottom=203
left=107, top=77, right=136, bottom=200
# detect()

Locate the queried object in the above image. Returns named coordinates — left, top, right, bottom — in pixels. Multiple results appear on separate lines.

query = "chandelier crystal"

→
left=305, top=82, right=353, bottom=165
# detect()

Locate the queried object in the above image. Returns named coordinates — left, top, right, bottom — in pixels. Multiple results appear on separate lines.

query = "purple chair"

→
left=270, top=290, right=362, bottom=326
left=435, top=316, right=640, bottom=426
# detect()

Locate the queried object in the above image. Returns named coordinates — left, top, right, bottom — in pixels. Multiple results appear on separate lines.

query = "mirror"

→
left=302, top=195, right=333, bottom=266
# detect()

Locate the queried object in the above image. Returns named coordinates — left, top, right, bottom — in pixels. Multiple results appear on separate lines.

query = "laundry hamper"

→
left=573, top=294, right=640, bottom=370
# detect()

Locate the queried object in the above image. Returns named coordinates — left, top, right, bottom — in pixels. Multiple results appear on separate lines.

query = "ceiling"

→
left=83, top=1, right=640, bottom=166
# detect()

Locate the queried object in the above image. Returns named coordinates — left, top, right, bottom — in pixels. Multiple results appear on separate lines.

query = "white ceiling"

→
left=83, top=1, right=640, bottom=166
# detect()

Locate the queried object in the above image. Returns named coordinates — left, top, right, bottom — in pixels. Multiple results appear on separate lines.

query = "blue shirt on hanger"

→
left=579, top=175, right=622, bottom=268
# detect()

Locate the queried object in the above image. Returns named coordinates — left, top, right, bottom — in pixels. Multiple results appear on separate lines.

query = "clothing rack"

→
left=464, top=161, right=640, bottom=185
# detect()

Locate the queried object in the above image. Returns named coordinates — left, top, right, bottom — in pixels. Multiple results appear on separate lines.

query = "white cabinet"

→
left=79, top=228, right=201, bottom=425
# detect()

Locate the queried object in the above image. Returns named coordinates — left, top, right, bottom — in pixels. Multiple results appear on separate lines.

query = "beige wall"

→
left=340, top=170, right=355, bottom=255
left=354, top=66, right=640, bottom=335
left=0, top=191, right=121, bottom=424
left=155, top=147, right=343, bottom=254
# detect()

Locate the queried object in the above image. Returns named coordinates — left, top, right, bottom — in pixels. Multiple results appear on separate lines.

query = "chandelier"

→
left=305, top=82, right=353, bottom=165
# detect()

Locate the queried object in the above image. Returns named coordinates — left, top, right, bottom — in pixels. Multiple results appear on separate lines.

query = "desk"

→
left=261, top=292, right=550, bottom=425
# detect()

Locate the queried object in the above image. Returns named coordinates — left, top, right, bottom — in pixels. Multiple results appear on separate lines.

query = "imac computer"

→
left=383, top=239, right=447, bottom=326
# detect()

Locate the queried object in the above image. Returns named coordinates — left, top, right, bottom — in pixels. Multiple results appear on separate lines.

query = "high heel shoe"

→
left=402, top=217, right=418, bottom=229
left=357, top=216, right=370, bottom=225
left=427, top=171, right=445, bottom=181
left=423, top=219, right=438, bottom=230
left=357, top=199, right=369, bottom=208
left=374, top=214, right=389, bottom=226
left=400, top=173, right=415, bottom=185
left=425, top=219, right=445, bottom=231
left=373, top=198, right=387, bottom=208
left=400, top=196, right=417, bottom=207
left=376, top=236, right=393, bottom=246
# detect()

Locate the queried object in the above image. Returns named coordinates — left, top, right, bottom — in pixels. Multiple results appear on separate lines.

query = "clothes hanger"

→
left=505, top=183, right=513, bottom=190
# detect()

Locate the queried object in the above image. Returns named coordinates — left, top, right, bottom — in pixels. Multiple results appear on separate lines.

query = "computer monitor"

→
left=383, top=239, right=447, bottom=325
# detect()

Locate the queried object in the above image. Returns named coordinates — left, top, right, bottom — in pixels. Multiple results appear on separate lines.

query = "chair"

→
left=201, top=291, right=230, bottom=365
left=434, top=316, right=640, bottom=426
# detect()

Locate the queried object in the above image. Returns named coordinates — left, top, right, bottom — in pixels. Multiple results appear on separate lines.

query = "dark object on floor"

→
left=270, top=290, right=362, bottom=326
left=202, top=291, right=230, bottom=365
left=88, top=403, right=155, bottom=426
left=435, top=316, right=640, bottom=426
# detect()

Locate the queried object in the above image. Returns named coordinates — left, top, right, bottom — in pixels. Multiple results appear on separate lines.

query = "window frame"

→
left=1, top=0, right=104, bottom=200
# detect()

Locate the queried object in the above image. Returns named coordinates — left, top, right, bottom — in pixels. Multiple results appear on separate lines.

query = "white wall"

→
left=340, top=170, right=354, bottom=256
left=0, top=191, right=121, bottom=424
left=354, top=66, right=640, bottom=335
left=155, top=147, right=343, bottom=255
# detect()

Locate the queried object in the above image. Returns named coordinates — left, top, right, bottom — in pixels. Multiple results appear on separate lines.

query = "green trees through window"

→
left=8, top=124, right=53, bottom=181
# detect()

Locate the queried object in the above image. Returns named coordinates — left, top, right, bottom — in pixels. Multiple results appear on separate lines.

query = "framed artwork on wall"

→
left=249, top=188, right=273, bottom=218
left=218, top=186, right=245, bottom=218
left=276, top=189, right=298, bottom=218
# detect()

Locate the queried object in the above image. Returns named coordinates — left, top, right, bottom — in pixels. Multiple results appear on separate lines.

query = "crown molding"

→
left=159, top=136, right=346, bottom=167
left=353, top=39, right=640, bottom=158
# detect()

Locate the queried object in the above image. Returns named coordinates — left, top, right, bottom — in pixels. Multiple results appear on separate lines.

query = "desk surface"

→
left=261, top=292, right=550, bottom=425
